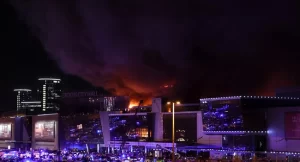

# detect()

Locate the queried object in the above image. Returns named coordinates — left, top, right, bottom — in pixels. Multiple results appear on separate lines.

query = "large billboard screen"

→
left=285, top=112, right=300, bottom=139
left=35, top=121, right=55, bottom=142
left=0, top=123, right=12, bottom=139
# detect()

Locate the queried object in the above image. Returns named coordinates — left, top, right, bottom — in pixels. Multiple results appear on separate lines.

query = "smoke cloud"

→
left=11, top=0, right=299, bottom=102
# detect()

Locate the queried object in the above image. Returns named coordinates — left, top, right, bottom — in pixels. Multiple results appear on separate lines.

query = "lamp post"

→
left=167, top=101, right=180, bottom=162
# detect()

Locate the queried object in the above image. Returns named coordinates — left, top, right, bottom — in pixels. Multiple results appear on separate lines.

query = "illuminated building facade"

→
left=14, top=77, right=129, bottom=115
left=60, top=113, right=103, bottom=149
left=38, top=78, right=62, bottom=112
left=5, top=92, right=300, bottom=158
left=20, top=101, right=42, bottom=115
left=102, top=100, right=204, bottom=148
left=109, top=114, right=153, bottom=142
left=13, top=89, right=32, bottom=111
left=200, top=96, right=300, bottom=151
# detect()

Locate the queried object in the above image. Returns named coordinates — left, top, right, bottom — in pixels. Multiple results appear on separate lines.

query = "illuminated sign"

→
left=62, top=91, right=99, bottom=98
left=35, top=121, right=55, bottom=141
left=0, top=123, right=11, bottom=139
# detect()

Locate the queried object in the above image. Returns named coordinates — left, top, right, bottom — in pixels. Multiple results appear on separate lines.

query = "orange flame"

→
left=128, top=100, right=140, bottom=109
left=128, top=98, right=152, bottom=109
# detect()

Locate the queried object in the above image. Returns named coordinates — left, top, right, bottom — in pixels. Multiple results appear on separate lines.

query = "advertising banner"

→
left=0, top=123, right=11, bottom=139
left=285, top=112, right=300, bottom=139
left=35, top=121, right=55, bottom=142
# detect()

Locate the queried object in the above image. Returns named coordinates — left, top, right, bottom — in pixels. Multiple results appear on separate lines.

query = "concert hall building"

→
left=1, top=94, right=300, bottom=159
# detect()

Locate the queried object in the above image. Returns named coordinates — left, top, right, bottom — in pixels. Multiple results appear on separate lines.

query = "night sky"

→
left=1, top=0, right=300, bottom=109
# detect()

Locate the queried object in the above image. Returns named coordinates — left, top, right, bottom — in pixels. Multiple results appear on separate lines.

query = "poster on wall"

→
left=0, top=123, right=11, bottom=139
left=285, top=112, right=300, bottom=139
left=35, top=121, right=55, bottom=142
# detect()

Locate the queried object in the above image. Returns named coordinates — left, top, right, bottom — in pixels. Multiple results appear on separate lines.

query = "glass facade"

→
left=60, top=114, right=103, bottom=149
left=222, top=135, right=267, bottom=151
left=201, top=99, right=243, bottom=131
left=163, top=114, right=197, bottom=143
left=109, top=115, right=151, bottom=142
left=200, top=97, right=275, bottom=151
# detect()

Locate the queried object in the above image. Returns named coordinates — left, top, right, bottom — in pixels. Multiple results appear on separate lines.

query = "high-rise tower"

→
left=13, top=89, right=32, bottom=111
left=38, top=78, right=62, bottom=112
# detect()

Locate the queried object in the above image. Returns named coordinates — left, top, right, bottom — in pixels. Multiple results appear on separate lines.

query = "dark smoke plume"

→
left=11, top=0, right=300, bottom=102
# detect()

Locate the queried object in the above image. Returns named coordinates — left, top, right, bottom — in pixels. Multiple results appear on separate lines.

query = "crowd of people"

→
left=0, top=148, right=146, bottom=161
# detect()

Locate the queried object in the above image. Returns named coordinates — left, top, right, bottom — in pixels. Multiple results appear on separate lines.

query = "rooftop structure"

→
left=200, top=95, right=300, bottom=101
left=13, top=89, right=32, bottom=92
left=21, top=101, right=41, bottom=104
left=13, top=89, right=32, bottom=111
left=38, top=78, right=61, bottom=81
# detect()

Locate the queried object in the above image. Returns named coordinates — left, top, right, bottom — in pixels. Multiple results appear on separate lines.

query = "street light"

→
left=167, top=101, right=181, bottom=162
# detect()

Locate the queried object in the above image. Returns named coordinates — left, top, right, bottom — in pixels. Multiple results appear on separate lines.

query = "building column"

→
left=154, top=113, right=163, bottom=141
left=196, top=112, right=203, bottom=142
left=152, top=98, right=163, bottom=141
left=100, top=112, right=111, bottom=147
